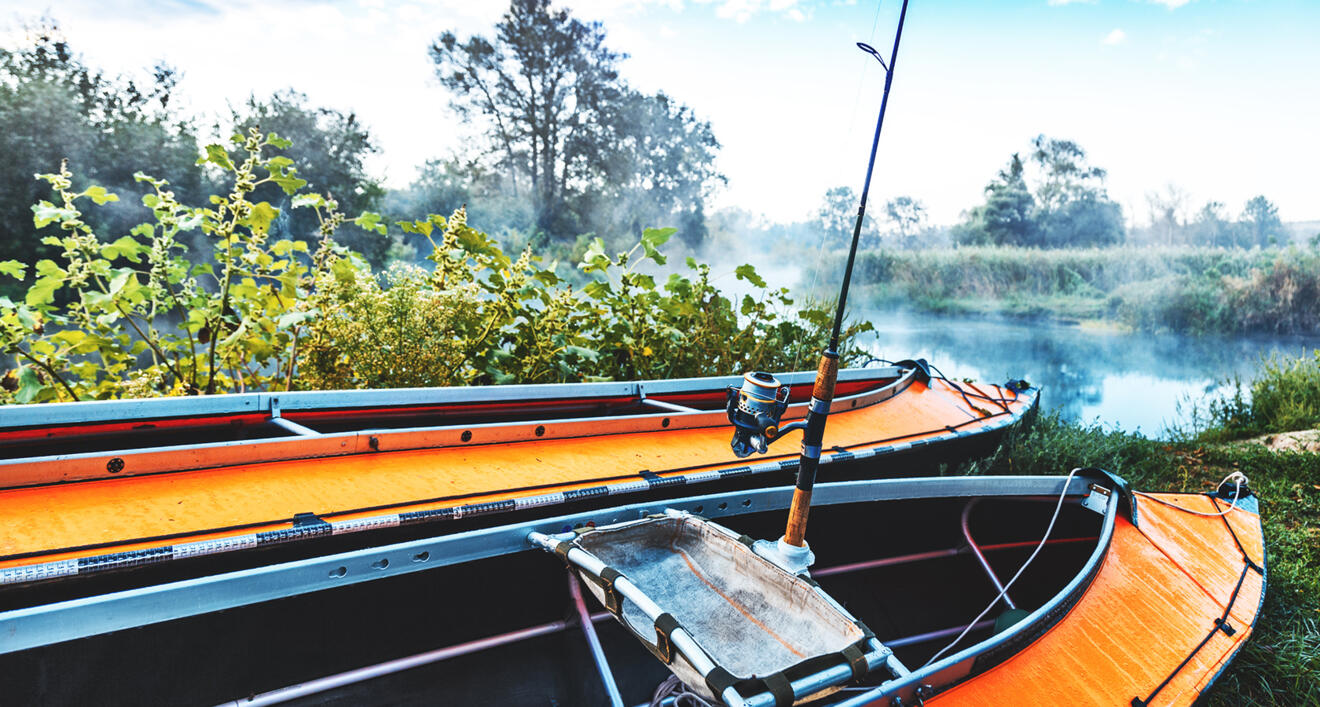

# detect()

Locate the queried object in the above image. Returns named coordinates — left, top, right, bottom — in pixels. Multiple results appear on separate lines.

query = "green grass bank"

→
left=821, top=246, right=1320, bottom=335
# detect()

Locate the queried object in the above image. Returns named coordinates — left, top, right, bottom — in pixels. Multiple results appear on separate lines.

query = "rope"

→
left=922, top=467, right=1081, bottom=668
left=651, top=674, right=715, bottom=707
left=1133, top=471, right=1248, bottom=518
left=860, top=356, right=1019, bottom=408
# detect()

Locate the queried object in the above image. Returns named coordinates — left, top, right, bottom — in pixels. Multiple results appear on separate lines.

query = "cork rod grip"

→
left=784, top=488, right=813, bottom=547
left=812, top=353, right=839, bottom=403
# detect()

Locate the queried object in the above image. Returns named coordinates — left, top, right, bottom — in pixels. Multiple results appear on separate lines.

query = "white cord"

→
left=1132, top=471, right=1248, bottom=518
left=921, top=468, right=1080, bottom=669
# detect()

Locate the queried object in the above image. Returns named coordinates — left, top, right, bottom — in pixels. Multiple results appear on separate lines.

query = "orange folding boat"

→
left=0, top=362, right=1034, bottom=585
left=0, top=471, right=1262, bottom=706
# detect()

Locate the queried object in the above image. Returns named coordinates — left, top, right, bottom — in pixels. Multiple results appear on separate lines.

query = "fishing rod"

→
left=725, top=0, right=911, bottom=570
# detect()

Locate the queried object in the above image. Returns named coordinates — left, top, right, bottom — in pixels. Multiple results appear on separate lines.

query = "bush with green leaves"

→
left=1, top=133, right=868, bottom=403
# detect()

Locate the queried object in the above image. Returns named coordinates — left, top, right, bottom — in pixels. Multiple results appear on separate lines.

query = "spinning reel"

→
left=725, top=372, right=806, bottom=458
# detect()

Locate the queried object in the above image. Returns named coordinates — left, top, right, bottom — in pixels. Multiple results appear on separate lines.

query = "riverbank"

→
left=973, top=351, right=1320, bottom=704
left=820, top=245, right=1320, bottom=335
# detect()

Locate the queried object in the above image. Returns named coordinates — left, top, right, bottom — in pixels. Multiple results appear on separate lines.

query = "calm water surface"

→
left=859, top=314, right=1320, bottom=438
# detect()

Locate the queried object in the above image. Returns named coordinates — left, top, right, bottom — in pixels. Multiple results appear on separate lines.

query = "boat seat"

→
left=530, top=511, right=893, bottom=707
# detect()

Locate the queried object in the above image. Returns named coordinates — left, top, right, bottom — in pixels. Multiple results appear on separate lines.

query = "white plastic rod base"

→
left=753, top=536, right=816, bottom=575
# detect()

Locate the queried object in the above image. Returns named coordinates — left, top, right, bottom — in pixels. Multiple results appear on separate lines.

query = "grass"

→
left=1184, top=350, right=1320, bottom=442
left=971, top=411, right=1320, bottom=704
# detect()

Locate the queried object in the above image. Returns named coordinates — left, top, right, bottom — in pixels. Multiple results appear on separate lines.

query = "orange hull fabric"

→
left=926, top=493, right=1264, bottom=707
left=0, top=378, right=1024, bottom=570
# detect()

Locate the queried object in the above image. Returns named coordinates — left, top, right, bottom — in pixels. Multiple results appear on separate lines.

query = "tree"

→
left=813, top=184, right=876, bottom=247
left=0, top=21, right=203, bottom=272
left=1143, top=184, right=1188, bottom=245
left=591, top=91, right=722, bottom=248
left=815, top=186, right=874, bottom=248
left=1240, top=195, right=1284, bottom=247
left=883, top=196, right=926, bottom=248
left=1028, top=135, right=1124, bottom=246
left=429, top=0, right=722, bottom=244
left=227, top=91, right=389, bottom=264
left=1188, top=201, right=1247, bottom=247
left=953, top=154, right=1037, bottom=246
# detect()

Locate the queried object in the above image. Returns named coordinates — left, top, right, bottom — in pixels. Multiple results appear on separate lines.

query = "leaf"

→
left=642, top=227, right=676, bottom=249
left=0, top=260, right=25, bottom=279
left=331, top=257, right=358, bottom=284
left=734, top=264, right=767, bottom=288
left=25, top=260, right=66, bottom=306
left=354, top=211, right=387, bottom=235
left=200, top=144, right=235, bottom=171
left=82, top=185, right=119, bottom=205
left=108, top=269, right=137, bottom=296
left=15, top=366, right=46, bottom=404
left=291, top=193, right=325, bottom=209
left=397, top=219, right=434, bottom=237
left=578, top=237, right=611, bottom=274
left=640, top=227, right=675, bottom=265
left=243, top=202, right=279, bottom=233
left=267, top=132, right=293, bottom=149
left=564, top=345, right=600, bottom=361
left=31, top=201, right=77, bottom=228
left=582, top=280, right=611, bottom=299
left=271, top=169, right=308, bottom=196
left=276, top=310, right=317, bottom=328
left=101, top=236, right=148, bottom=263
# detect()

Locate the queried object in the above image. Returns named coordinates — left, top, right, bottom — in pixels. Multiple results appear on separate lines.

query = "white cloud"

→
left=1148, top=0, right=1195, bottom=8
left=692, top=0, right=805, bottom=23
left=1103, top=28, right=1126, bottom=45
left=1047, top=0, right=1096, bottom=6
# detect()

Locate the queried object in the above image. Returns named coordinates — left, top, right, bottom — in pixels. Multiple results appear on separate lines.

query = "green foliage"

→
left=954, top=138, right=1125, bottom=248
left=0, top=129, right=362, bottom=403
left=227, top=90, right=390, bottom=265
left=977, top=411, right=1320, bottom=705
left=0, top=22, right=204, bottom=279
left=815, top=186, right=875, bottom=247
left=1, top=138, right=866, bottom=402
left=1189, top=351, right=1320, bottom=441
left=299, top=210, right=871, bottom=389
left=953, top=153, right=1038, bottom=247
left=834, top=245, right=1320, bottom=335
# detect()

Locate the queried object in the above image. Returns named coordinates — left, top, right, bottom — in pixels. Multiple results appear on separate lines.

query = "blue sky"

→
left=5, top=0, right=1318, bottom=226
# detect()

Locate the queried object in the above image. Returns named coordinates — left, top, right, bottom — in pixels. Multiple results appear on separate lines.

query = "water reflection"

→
left=860, top=313, right=1320, bottom=438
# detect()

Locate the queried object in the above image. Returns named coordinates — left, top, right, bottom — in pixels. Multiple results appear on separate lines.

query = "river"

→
left=859, top=314, right=1320, bottom=438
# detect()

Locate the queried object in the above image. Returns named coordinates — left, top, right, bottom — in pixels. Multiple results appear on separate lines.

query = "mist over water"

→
left=856, top=313, right=1320, bottom=438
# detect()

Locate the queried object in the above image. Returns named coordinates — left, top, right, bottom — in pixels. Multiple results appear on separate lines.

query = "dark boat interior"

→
left=0, top=494, right=1103, bottom=706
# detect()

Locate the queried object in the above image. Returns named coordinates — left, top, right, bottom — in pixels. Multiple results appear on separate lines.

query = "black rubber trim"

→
left=597, top=565, right=625, bottom=614
left=763, top=672, right=794, bottom=707
left=653, top=612, right=680, bottom=664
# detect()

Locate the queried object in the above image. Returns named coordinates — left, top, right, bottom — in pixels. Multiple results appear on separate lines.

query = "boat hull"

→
left=0, top=365, right=1038, bottom=587
left=0, top=473, right=1264, bottom=706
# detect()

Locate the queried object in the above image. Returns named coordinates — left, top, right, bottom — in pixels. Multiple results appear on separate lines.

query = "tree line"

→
left=0, top=0, right=723, bottom=281
left=1, top=0, right=1303, bottom=282
left=948, top=136, right=1287, bottom=249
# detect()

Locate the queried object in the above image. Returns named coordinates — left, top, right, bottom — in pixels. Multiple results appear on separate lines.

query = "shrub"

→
left=0, top=135, right=868, bottom=403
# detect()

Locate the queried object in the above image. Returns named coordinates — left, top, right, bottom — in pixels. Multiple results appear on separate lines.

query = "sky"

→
left=3, top=0, right=1318, bottom=227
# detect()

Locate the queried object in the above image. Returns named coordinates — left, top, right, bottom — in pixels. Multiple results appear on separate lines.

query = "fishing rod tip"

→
left=855, top=42, right=888, bottom=70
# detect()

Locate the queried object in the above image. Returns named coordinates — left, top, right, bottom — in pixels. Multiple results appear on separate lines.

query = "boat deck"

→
left=930, top=492, right=1264, bottom=707
left=0, top=377, right=1033, bottom=579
